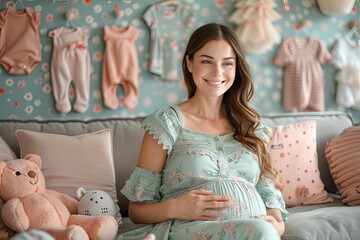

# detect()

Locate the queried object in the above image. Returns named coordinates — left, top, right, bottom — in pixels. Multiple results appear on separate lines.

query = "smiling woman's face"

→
left=186, top=39, right=236, bottom=98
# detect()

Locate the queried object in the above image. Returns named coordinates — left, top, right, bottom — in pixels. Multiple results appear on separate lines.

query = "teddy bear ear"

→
left=76, top=187, right=87, bottom=200
left=24, top=154, right=42, bottom=168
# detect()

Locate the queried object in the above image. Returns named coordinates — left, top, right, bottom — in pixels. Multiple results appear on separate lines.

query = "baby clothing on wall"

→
left=102, top=25, right=139, bottom=110
left=331, top=36, right=360, bottom=109
left=229, top=0, right=282, bottom=53
left=273, top=37, right=332, bottom=112
left=48, top=26, right=91, bottom=114
left=0, top=8, right=41, bottom=75
left=143, top=3, right=194, bottom=81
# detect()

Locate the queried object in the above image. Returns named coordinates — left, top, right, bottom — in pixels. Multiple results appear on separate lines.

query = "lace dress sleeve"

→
left=121, top=167, right=162, bottom=203
left=142, top=107, right=180, bottom=154
left=256, top=176, right=289, bottom=221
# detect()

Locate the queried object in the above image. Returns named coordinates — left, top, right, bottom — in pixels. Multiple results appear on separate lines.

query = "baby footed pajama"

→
left=48, top=26, right=91, bottom=114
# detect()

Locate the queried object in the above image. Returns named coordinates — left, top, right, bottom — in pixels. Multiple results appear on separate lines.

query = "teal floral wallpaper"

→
left=0, top=0, right=359, bottom=123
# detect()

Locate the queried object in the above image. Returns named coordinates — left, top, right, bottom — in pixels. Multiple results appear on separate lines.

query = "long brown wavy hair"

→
left=182, top=23, right=279, bottom=187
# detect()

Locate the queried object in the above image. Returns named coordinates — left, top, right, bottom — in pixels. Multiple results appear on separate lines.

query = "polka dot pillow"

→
left=267, top=120, right=333, bottom=207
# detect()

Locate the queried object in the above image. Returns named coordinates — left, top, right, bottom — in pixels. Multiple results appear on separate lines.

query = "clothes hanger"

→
left=161, top=0, right=181, bottom=7
left=15, top=0, right=25, bottom=11
left=114, top=7, right=123, bottom=27
left=345, top=20, right=360, bottom=46
left=65, top=8, right=77, bottom=28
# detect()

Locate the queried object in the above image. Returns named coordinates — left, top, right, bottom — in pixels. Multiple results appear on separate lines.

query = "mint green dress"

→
left=119, top=107, right=288, bottom=240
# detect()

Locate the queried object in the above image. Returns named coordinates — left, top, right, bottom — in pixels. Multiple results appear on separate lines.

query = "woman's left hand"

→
left=255, top=214, right=285, bottom=235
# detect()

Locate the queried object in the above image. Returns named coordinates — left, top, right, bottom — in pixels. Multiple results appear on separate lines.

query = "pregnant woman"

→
left=120, top=23, right=288, bottom=240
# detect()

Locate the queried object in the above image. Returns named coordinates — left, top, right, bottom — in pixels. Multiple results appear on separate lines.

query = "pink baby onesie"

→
left=273, top=37, right=332, bottom=111
left=102, top=25, right=139, bottom=110
left=0, top=8, right=41, bottom=75
left=48, top=26, right=90, bottom=114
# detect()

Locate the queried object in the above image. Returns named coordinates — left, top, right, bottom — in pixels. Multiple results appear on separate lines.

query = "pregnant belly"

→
left=164, top=178, right=267, bottom=220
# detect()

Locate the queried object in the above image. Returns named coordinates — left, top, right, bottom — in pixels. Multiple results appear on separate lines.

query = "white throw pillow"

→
left=16, top=129, right=122, bottom=226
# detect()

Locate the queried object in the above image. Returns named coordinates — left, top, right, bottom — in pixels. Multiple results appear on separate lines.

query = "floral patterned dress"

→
left=119, top=106, right=288, bottom=240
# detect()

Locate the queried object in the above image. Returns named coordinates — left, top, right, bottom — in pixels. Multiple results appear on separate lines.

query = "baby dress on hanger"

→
left=102, top=25, right=140, bottom=110
left=0, top=7, right=41, bottom=75
left=273, top=37, right=332, bottom=112
left=143, top=2, right=195, bottom=81
left=48, top=26, right=91, bottom=114
left=331, top=36, right=360, bottom=109
left=229, top=0, right=281, bottom=53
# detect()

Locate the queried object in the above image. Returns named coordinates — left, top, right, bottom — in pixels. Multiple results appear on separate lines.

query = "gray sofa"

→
left=1, top=111, right=360, bottom=240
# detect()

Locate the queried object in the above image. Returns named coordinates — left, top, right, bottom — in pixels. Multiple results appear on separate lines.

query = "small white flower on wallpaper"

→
left=91, top=73, right=99, bottom=81
left=125, top=8, right=133, bottom=16
left=25, top=106, right=34, bottom=115
left=143, top=97, right=152, bottom=107
left=34, top=100, right=42, bottom=107
left=93, top=51, right=102, bottom=62
left=46, top=14, right=54, bottom=23
left=34, top=5, right=42, bottom=12
left=167, top=92, right=178, bottom=105
left=17, top=81, right=26, bottom=89
left=24, top=93, right=33, bottom=102
left=92, top=36, right=101, bottom=45
left=93, top=4, right=102, bottom=14
left=93, top=90, right=102, bottom=99
left=42, top=84, right=52, bottom=94
left=44, top=73, right=51, bottom=81
left=133, top=3, right=140, bottom=10
left=41, top=63, right=49, bottom=72
left=101, top=12, right=111, bottom=21
left=85, top=15, right=94, bottom=24
left=5, top=79, right=13, bottom=87
left=34, top=77, right=43, bottom=85
left=43, top=44, right=52, bottom=52
left=272, top=92, right=281, bottom=102
left=93, top=104, right=103, bottom=113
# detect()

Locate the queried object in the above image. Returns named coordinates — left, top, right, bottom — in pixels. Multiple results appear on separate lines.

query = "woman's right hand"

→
left=170, top=189, right=233, bottom=221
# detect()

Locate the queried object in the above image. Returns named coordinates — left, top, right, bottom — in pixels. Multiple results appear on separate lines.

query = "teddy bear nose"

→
left=28, top=170, right=36, bottom=178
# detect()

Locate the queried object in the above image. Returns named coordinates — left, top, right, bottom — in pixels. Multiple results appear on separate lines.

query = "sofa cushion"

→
left=15, top=129, right=122, bottom=226
left=267, top=121, right=333, bottom=207
left=325, top=126, right=360, bottom=205
left=0, top=137, right=17, bottom=161
left=282, top=198, right=360, bottom=240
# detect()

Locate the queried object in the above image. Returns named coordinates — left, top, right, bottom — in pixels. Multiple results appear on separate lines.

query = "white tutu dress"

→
left=229, top=0, right=282, bottom=53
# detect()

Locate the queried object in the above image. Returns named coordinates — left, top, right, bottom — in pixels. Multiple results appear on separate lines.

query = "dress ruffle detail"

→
left=256, top=176, right=288, bottom=220
left=142, top=107, right=180, bottom=154
left=121, top=166, right=162, bottom=203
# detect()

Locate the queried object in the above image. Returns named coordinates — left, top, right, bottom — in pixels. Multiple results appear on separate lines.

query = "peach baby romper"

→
left=0, top=7, right=41, bottom=75
left=48, top=26, right=91, bottom=114
left=102, top=25, right=139, bottom=110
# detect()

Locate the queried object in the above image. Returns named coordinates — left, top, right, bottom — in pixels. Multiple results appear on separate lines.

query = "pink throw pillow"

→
left=15, top=129, right=122, bottom=226
left=0, top=137, right=17, bottom=161
left=325, top=126, right=360, bottom=206
left=267, top=121, right=333, bottom=207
